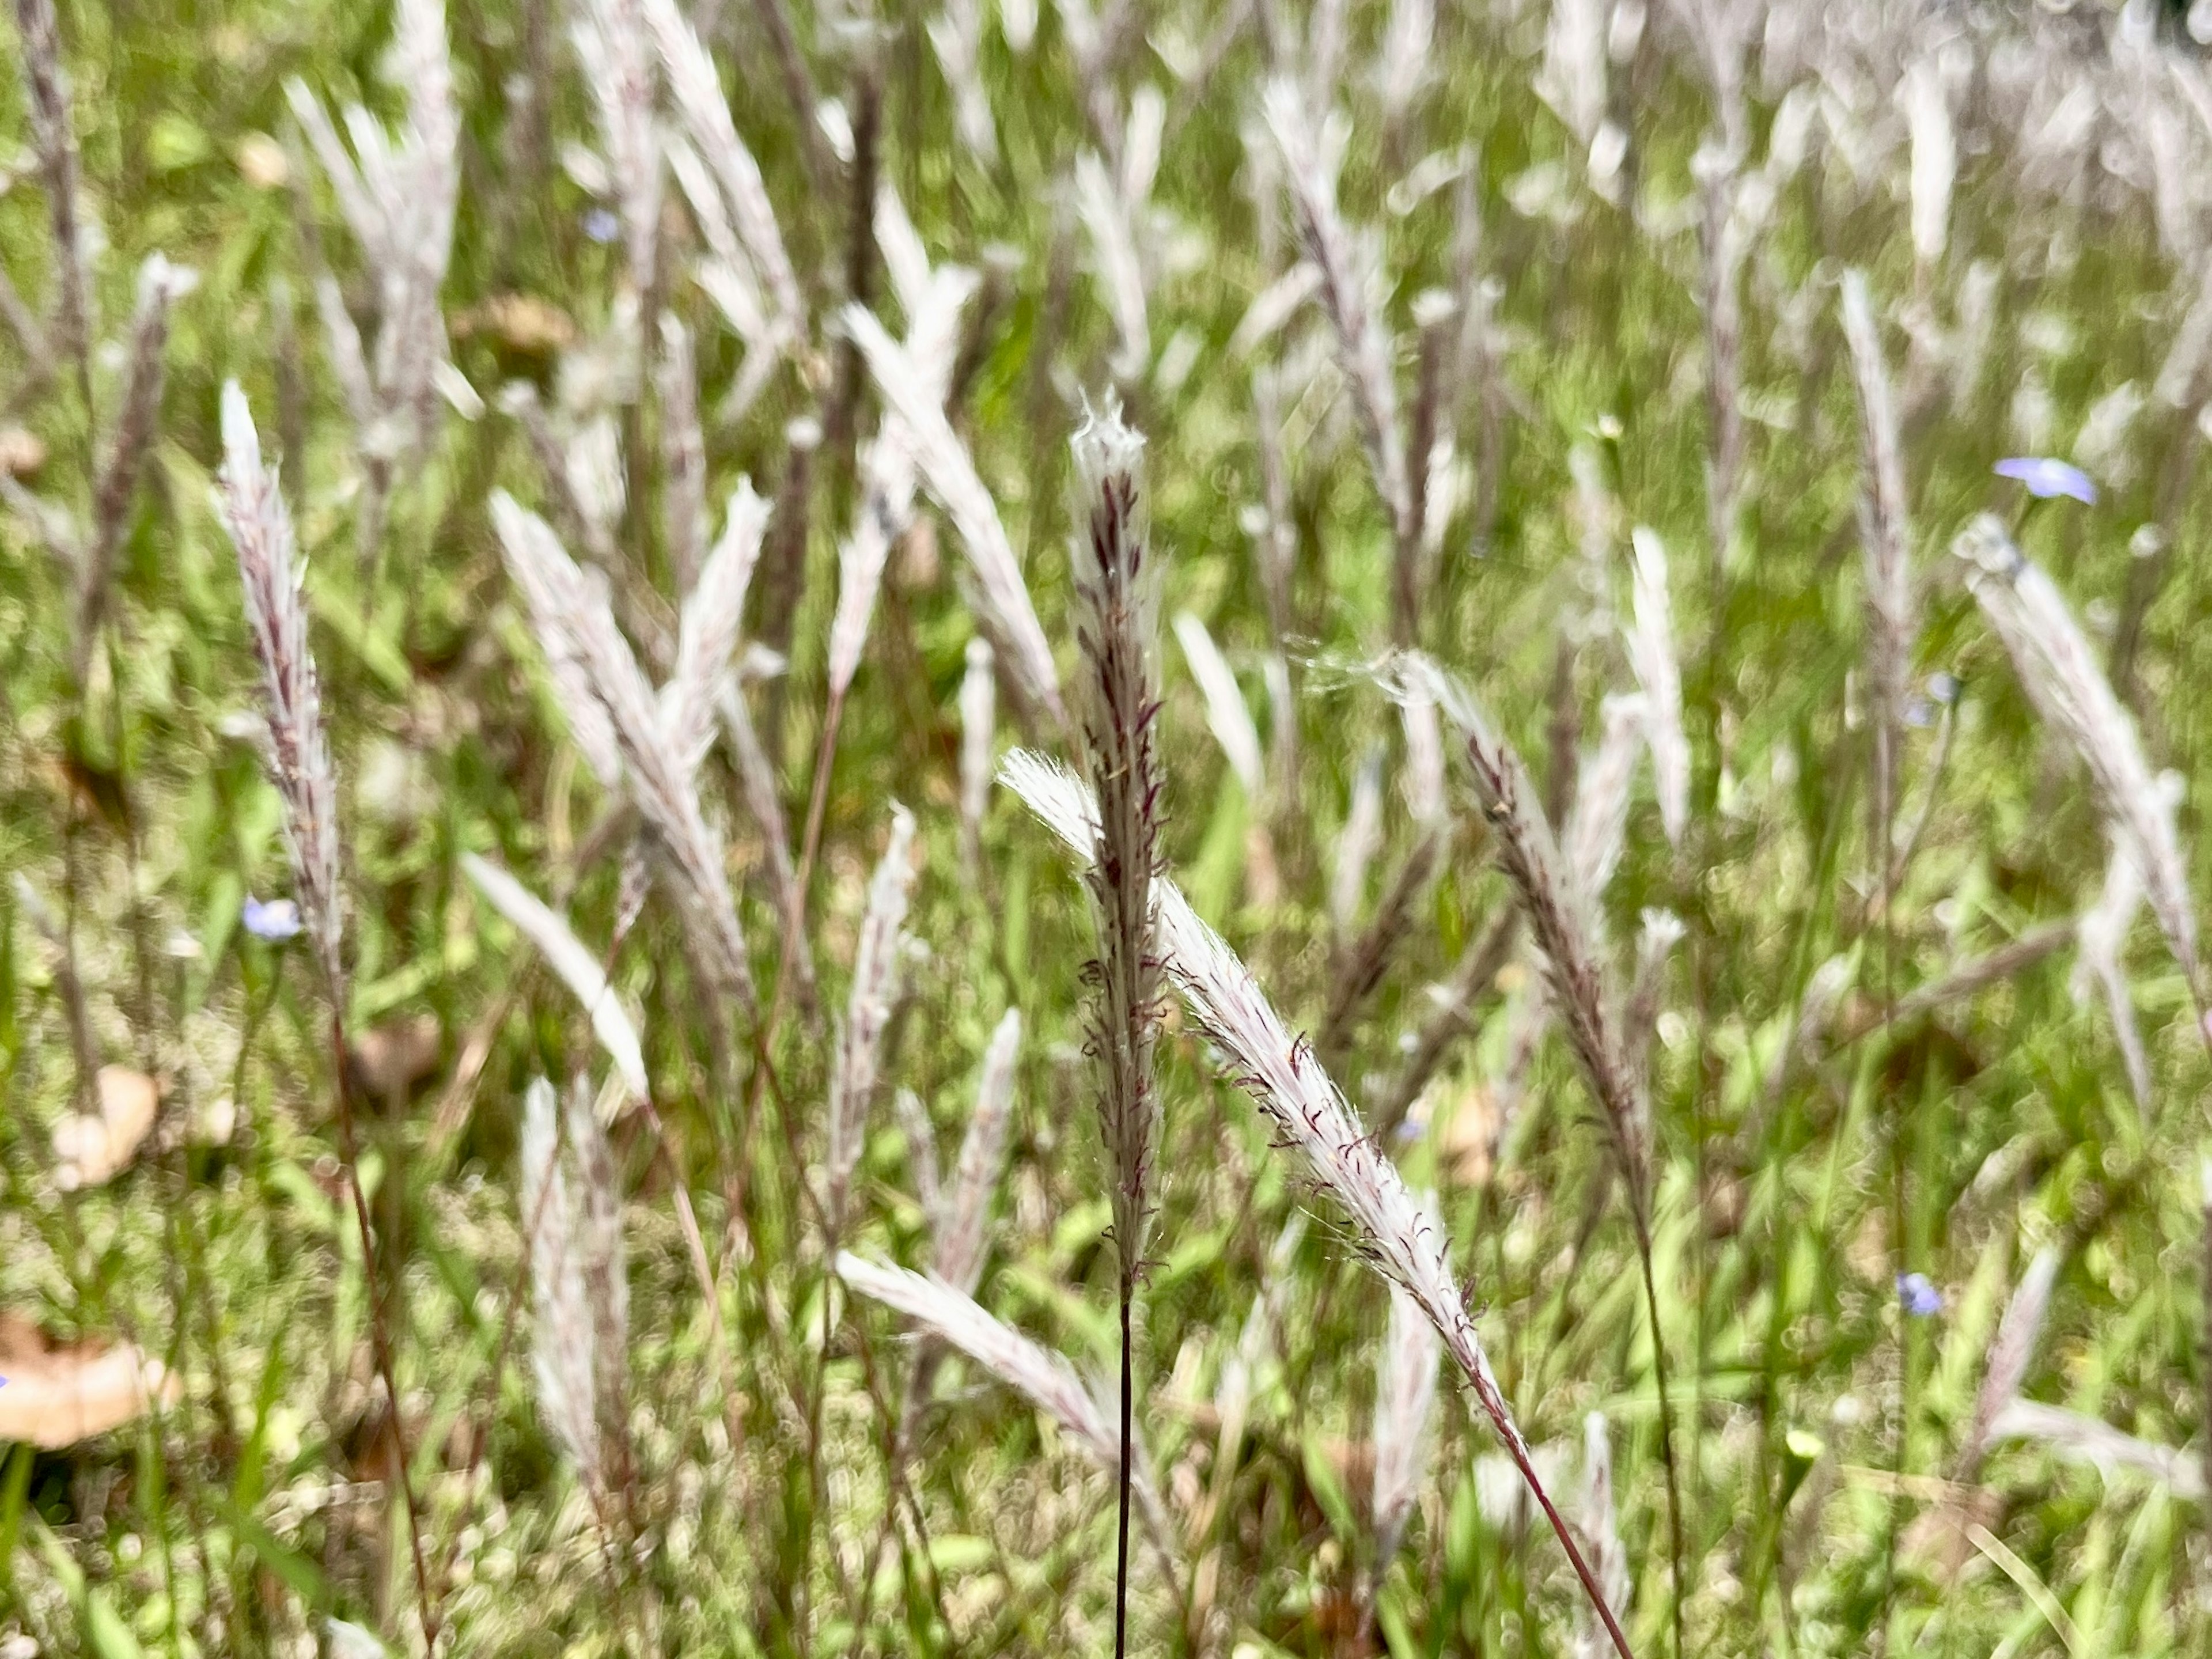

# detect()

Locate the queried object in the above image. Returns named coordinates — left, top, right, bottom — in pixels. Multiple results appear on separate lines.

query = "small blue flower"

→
left=582, top=207, right=620, bottom=245
left=1994, top=456, right=2097, bottom=505
left=1926, top=671, right=1960, bottom=706
left=1903, top=696, right=1934, bottom=729
left=1897, top=1271, right=1942, bottom=1318
left=242, top=895, right=301, bottom=941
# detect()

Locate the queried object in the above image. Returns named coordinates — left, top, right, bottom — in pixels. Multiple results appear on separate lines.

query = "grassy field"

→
left=2, top=0, right=2210, bottom=1653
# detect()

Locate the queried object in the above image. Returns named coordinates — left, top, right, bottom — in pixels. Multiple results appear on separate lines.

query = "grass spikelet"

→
left=81, top=254, right=195, bottom=674
left=2071, top=832, right=2158, bottom=1113
left=1952, top=514, right=2199, bottom=995
left=929, top=0, right=999, bottom=164
left=1066, top=397, right=1166, bottom=1659
left=1173, top=611, right=1264, bottom=800
left=1075, top=147, right=1150, bottom=384
left=656, top=316, right=708, bottom=592
left=998, top=748, right=1637, bottom=1658
left=935, top=1006, right=1021, bottom=1295
left=1369, top=1275, right=1440, bottom=1573
left=660, top=480, right=772, bottom=775
left=845, top=302, right=1067, bottom=730
left=1332, top=741, right=1387, bottom=937
left=493, top=491, right=756, bottom=1002
left=1902, top=58, right=1955, bottom=274
left=520, top=1077, right=629, bottom=1501
left=959, top=637, right=998, bottom=873
left=215, top=382, right=344, bottom=997
left=834, top=1251, right=1183, bottom=1584
left=12, top=0, right=86, bottom=365
left=521, top=1077, right=598, bottom=1487
left=1575, top=1412, right=1630, bottom=1659
left=829, top=266, right=979, bottom=699
left=1960, top=1245, right=2060, bottom=1482
left=1563, top=691, right=1648, bottom=919
left=1626, top=528, right=1687, bottom=850
left=461, top=854, right=649, bottom=1100
left=645, top=0, right=804, bottom=353
left=1261, top=79, right=1415, bottom=635
left=826, top=804, right=919, bottom=1230
left=572, top=0, right=661, bottom=297
left=1412, top=661, right=1643, bottom=1171
left=490, top=489, right=627, bottom=789
left=1838, top=269, right=1914, bottom=843
left=1990, top=1399, right=2204, bottom=1501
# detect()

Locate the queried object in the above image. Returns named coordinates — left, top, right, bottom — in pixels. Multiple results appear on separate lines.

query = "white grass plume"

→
left=214, top=383, right=344, bottom=996
left=1231, top=262, right=1323, bottom=361
left=2072, top=828, right=2162, bottom=1113
left=998, top=749, right=1633, bottom=1652
left=1332, top=742, right=1386, bottom=935
left=959, top=637, right=998, bottom=873
left=1075, top=149, right=1150, bottom=383
left=826, top=805, right=919, bottom=1228
left=1990, top=1399, right=2204, bottom=1501
left=1370, top=1277, right=1441, bottom=1572
left=491, top=491, right=756, bottom=1001
left=1953, top=516, right=2199, bottom=995
left=873, top=181, right=935, bottom=321
left=86, top=255, right=196, bottom=646
left=1902, top=58, right=1954, bottom=271
left=844, top=303, right=1066, bottom=730
left=521, top=1077, right=630, bottom=1498
left=1069, top=400, right=1167, bottom=1293
left=661, top=481, right=772, bottom=775
left=930, top=0, right=999, bottom=164
left=829, top=267, right=979, bottom=700
left=1409, top=660, right=1647, bottom=1184
left=895, top=1087, right=941, bottom=1220
left=490, top=490, right=626, bottom=789
left=1262, top=79, right=1413, bottom=562
left=1961, top=1245, right=2060, bottom=1480
left=834, top=1251, right=1181, bottom=1581
left=1173, top=612, right=1264, bottom=798
left=1563, top=691, right=1649, bottom=919
left=461, top=854, right=648, bottom=1100
left=1400, top=680, right=1447, bottom=831
left=645, top=0, right=804, bottom=352
left=1574, top=1412, right=1630, bottom=1659
left=573, top=0, right=661, bottom=297
left=285, top=0, right=458, bottom=471
left=1839, top=270, right=1914, bottom=831
left=656, top=316, right=708, bottom=592
left=1375, top=0, right=1434, bottom=125
left=935, top=1006, right=1021, bottom=1294
left=521, top=1078, right=597, bottom=1489
left=1626, top=528, right=1687, bottom=849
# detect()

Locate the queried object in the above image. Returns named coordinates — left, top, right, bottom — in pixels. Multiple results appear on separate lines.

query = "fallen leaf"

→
left=52, top=1066, right=160, bottom=1190
left=0, top=1315, right=179, bottom=1447
left=452, top=293, right=574, bottom=356
left=1437, top=1080, right=1500, bottom=1187
left=0, top=426, right=47, bottom=476
left=348, top=1013, right=442, bottom=1100
left=233, top=131, right=288, bottom=189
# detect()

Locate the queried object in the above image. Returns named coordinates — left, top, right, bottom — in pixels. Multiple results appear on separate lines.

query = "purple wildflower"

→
left=582, top=207, right=621, bottom=244
left=1897, top=1271, right=1942, bottom=1317
left=243, top=895, right=302, bottom=941
left=1994, top=457, right=2097, bottom=505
